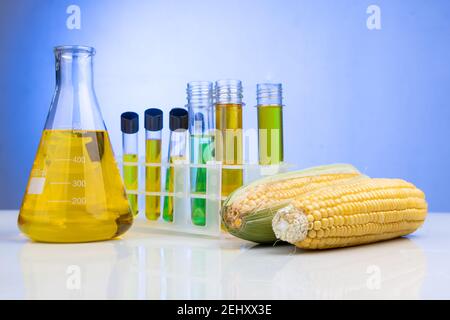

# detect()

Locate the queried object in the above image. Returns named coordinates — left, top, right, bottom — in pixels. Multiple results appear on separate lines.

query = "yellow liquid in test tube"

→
left=215, top=103, right=243, bottom=197
left=145, top=139, right=161, bottom=220
left=123, top=153, right=138, bottom=215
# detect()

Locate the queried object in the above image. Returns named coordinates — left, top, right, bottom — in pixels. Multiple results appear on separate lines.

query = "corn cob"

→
left=221, top=164, right=361, bottom=243
left=272, top=177, right=427, bottom=249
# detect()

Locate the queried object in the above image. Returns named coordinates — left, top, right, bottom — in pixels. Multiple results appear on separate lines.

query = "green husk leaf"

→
left=225, top=202, right=291, bottom=243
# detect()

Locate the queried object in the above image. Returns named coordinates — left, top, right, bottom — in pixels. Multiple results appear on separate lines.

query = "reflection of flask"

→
left=145, top=108, right=163, bottom=221
left=256, top=83, right=284, bottom=165
left=18, top=46, right=133, bottom=243
left=163, top=108, right=189, bottom=222
left=20, top=241, right=119, bottom=299
left=215, top=80, right=244, bottom=197
left=121, top=112, right=139, bottom=216
left=187, top=81, right=214, bottom=226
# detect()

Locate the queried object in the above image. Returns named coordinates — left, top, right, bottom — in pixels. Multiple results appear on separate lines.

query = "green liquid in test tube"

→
left=163, top=108, right=189, bottom=223
left=256, top=83, right=284, bottom=165
left=187, top=82, right=215, bottom=226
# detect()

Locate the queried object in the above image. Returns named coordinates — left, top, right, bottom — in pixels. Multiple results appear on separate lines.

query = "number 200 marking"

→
left=71, top=197, right=86, bottom=205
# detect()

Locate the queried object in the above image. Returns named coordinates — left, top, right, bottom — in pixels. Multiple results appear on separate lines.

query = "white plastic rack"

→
left=119, top=158, right=292, bottom=237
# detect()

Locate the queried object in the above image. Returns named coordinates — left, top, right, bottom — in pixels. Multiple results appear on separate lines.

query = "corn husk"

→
left=221, top=163, right=362, bottom=243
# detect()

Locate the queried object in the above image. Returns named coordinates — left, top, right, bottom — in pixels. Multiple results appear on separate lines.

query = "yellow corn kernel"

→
left=272, top=177, right=428, bottom=249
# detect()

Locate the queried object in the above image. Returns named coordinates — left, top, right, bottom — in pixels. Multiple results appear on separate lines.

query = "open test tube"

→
left=187, top=81, right=215, bottom=226
left=215, top=80, right=244, bottom=198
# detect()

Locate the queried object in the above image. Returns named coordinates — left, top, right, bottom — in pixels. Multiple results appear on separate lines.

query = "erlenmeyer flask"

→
left=18, top=45, right=133, bottom=243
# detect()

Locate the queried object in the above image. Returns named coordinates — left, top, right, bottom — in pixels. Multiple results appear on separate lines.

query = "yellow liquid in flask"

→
left=18, top=130, right=133, bottom=243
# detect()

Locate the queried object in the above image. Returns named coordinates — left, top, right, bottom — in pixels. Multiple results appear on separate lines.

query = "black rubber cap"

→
left=169, top=108, right=188, bottom=131
left=145, top=108, right=163, bottom=131
left=121, top=112, right=139, bottom=134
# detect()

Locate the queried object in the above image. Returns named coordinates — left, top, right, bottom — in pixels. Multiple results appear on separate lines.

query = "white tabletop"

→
left=0, top=210, right=449, bottom=300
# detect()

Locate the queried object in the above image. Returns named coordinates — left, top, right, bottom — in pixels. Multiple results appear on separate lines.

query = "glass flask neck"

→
left=56, top=46, right=95, bottom=92
left=46, top=46, right=104, bottom=131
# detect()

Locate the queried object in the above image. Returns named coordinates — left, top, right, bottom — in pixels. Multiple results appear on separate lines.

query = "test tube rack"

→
left=119, top=159, right=292, bottom=238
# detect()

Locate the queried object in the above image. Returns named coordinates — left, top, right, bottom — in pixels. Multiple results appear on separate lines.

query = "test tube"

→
left=163, top=108, right=189, bottom=222
left=121, top=112, right=139, bottom=216
left=215, top=80, right=244, bottom=197
left=187, top=81, right=215, bottom=226
left=144, top=108, right=163, bottom=220
left=256, top=83, right=284, bottom=165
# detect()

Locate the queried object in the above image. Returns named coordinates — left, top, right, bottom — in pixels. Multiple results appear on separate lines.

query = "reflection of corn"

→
left=271, top=238, right=427, bottom=299
left=221, top=164, right=361, bottom=243
left=273, top=178, right=428, bottom=249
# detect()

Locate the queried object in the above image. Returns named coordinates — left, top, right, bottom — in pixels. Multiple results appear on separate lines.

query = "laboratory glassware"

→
left=121, top=112, right=139, bottom=216
left=163, top=108, right=189, bottom=222
left=18, top=45, right=133, bottom=243
left=145, top=108, right=163, bottom=221
left=187, top=81, right=215, bottom=226
left=256, top=83, right=284, bottom=165
left=215, top=79, right=244, bottom=197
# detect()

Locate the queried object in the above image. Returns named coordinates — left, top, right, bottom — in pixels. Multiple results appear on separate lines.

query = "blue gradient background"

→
left=0, top=0, right=449, bottom=211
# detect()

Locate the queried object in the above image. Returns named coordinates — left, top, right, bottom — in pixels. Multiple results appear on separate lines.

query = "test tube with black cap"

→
left=144, top=108, right=163, bottom=220
left=121, top=112, right=139, bottom=216
left=163, top=108, right=189, bottom=222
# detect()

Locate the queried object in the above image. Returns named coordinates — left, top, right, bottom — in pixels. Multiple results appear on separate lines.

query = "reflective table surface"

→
left=1, top=211, right=449, bottom=299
